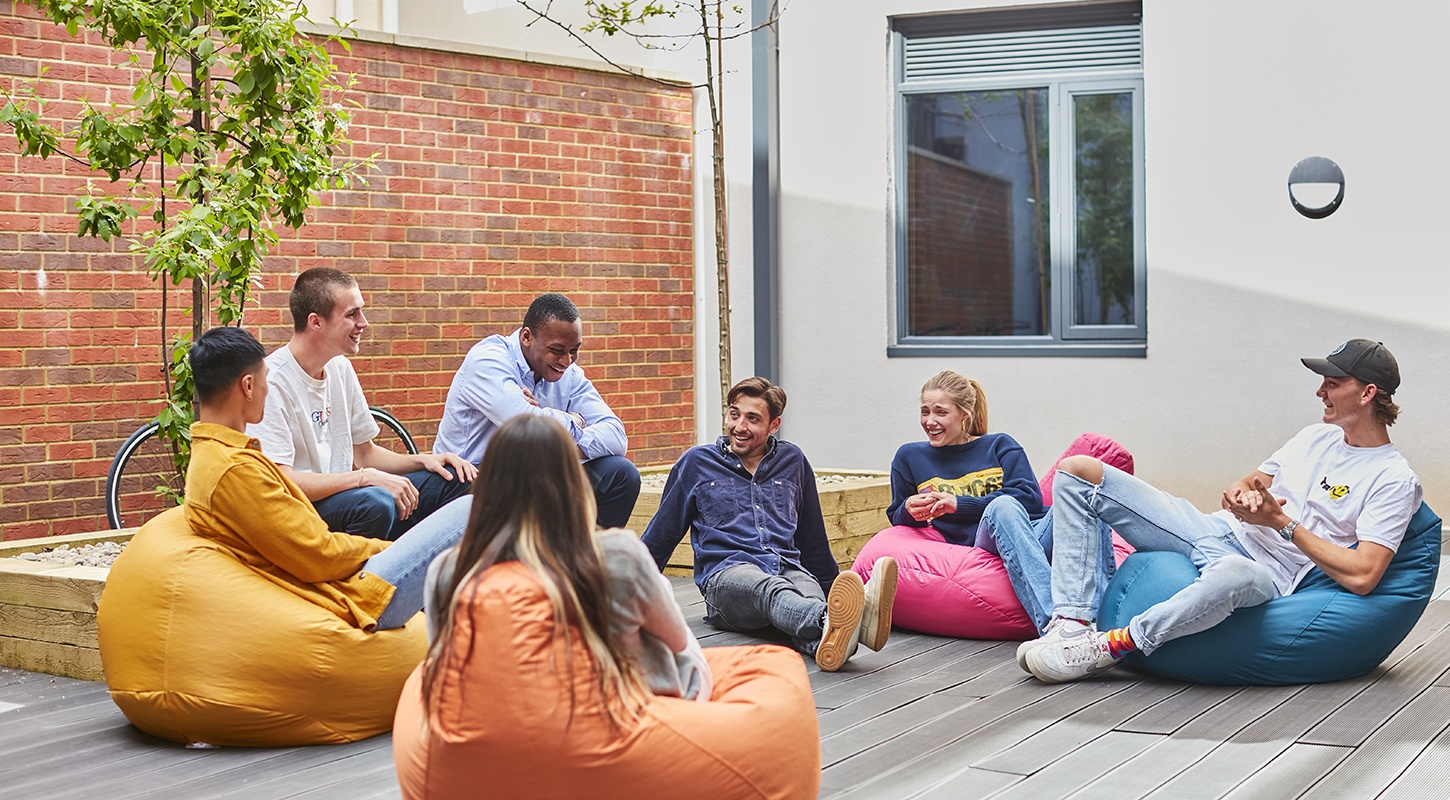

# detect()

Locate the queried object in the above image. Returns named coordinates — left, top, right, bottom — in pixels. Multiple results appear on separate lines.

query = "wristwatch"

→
left=1278, top=519, right=1299, bottom=542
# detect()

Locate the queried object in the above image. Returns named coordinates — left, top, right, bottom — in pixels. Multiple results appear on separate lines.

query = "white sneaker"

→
left=815, top=571, right=865, bottom=672
left=1015, top=617, right=1086, bottom=673
left=858, top=557, right=897, bottom=652
left=1024, top=625, right=1121, bottom=683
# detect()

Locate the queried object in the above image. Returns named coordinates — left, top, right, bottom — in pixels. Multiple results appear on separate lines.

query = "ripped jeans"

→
left=1050, top=464, right=1279, bottom=655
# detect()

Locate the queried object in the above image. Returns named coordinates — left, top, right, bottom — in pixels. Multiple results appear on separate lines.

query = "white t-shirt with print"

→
left=1220, top=423, right=1422, bottom=595
left=247, top=345, right=379, bottom=474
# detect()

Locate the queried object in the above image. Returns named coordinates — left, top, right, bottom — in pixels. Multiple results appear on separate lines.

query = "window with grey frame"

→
left=891, top=3, right=1145, bottom=356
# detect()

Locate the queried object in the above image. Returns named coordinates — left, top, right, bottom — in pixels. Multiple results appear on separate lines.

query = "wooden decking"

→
left=5, top=565, right=1450, bottom=799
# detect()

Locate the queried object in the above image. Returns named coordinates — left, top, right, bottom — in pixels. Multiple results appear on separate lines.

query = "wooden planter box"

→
left=0, top=530, right=133, bottom=682
left=624, top=468, right=892, bottom=577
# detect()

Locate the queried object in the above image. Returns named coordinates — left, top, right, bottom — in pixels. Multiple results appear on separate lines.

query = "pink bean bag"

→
left=852, top=433, right=1135, bottom=640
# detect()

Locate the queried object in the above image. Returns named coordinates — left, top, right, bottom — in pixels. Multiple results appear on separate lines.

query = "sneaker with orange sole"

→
left=815, top=571, right=865, bottom=672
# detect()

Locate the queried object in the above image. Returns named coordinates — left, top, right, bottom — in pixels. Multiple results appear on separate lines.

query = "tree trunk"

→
left=701, top=1, right=731, bottom=429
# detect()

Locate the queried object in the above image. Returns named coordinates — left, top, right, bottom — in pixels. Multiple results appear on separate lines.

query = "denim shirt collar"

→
left=713, top=434, right=780, bottom=474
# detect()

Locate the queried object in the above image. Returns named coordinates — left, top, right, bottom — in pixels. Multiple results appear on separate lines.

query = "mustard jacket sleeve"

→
left=210, top=459, right=388, bottom=584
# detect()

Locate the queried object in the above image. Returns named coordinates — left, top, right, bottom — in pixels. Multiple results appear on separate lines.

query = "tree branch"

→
left=513, top=0, right=702, bottom=89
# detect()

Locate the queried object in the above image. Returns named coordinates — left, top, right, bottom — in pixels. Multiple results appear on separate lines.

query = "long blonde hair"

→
left=422, top=415, right=650, bottom=730
left=921, top=370, right=989, bottom=436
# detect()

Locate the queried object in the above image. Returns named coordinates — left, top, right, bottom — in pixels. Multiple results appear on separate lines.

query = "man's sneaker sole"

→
left=860, top=557, right=897, bottom=652
left=815, top=571, right=865, bottom=672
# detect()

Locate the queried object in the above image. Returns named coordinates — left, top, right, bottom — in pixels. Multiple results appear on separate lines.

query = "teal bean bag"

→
left=1100, top=502, right=1441, bottom=685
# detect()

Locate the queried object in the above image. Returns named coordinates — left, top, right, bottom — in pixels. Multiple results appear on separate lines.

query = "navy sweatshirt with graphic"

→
left=886, top=433, right=1045, bottom=544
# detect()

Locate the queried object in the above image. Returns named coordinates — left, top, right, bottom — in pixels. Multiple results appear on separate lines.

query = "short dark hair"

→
left=727, top=377, right=787, bottom=420
left=290, top=267, right=357, bottom=332
left=522, top=293, right=580, bottom=332
left=189, top=326, right=266, bottom=405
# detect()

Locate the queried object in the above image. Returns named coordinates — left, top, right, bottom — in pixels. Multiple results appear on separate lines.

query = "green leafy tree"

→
left=516, top=0, right=776, bottom=424
left=2, top=0, right=370, bottom=488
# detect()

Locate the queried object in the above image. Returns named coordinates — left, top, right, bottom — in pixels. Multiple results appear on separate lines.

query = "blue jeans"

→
left=313, top=466, right=473, bottom=541
left=1051, top=464, right=1279, bottom=654
left=584, top=455, right=642, bottom=529
left=703, top=563, right=826, bottom=654
left=363, top=494, right=473, bottom=631
left=975, top=498, right=1120, bottom=634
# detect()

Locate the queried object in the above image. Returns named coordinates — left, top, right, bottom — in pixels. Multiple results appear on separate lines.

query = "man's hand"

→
left=359, top=467, right=420, bottom=520
left=418, top=452, right=478, bottom=483
left=1222, top=477, right=1290, bottom=530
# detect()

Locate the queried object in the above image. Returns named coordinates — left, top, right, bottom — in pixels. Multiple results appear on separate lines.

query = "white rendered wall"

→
left=767, top=0, right=1450, bottom=512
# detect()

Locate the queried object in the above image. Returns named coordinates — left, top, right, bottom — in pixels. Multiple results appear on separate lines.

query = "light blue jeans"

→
left=1050, top=464, right=1279, bottom=655
left=363, top=494, right=473, bottom=631
left=703, top=563, right=826, bottom=654
left=974, top=497, right=1118, bottom=634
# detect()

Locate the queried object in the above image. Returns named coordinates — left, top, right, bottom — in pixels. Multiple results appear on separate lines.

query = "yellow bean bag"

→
left=393, top=562, right=821, bottom=799
left=98, top=506, right=427, bottom=746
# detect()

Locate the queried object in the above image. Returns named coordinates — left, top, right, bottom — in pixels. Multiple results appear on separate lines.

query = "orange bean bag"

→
left=393, top=562, right=820, bottom=799
left=97, top=506, right=427, bottom=746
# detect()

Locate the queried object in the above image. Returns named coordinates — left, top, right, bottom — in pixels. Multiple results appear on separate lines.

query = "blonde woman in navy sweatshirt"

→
left=886, top=370, right=1065, bottom=632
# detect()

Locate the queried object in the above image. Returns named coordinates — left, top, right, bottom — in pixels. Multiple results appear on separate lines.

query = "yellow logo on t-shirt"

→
left=1320, top=476, right=1350, bottom=500
left=918, top=468, right=1004, bottom=498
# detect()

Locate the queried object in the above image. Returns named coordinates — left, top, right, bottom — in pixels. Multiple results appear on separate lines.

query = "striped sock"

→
left=1104, top=627, right=1137, bottom=659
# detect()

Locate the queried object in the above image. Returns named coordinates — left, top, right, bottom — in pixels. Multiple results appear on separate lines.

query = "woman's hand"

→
left=905, top=490, right=957, bottom=521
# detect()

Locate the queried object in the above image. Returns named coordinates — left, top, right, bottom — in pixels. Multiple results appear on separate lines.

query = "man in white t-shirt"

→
left=1019, top=339, right=1422, bottom=683
left=247, top=268, right=477, bottom=540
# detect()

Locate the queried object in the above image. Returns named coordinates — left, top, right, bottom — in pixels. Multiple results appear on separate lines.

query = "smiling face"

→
left=316, top=284, right=368, bottom=358
left=920, top=389, right=972, bottom=447
left=520, top=318, right=583, bottom=382
left=1317, top=375, right=1373, bottom=428
left=725, top=394, right=780, bottom=464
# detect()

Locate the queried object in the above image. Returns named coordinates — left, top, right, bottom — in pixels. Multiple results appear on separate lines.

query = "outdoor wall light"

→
left=1287, top=156, right=1345, bottom=219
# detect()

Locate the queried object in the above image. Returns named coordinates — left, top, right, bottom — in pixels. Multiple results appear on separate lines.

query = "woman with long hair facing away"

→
left=392, top=415, right=821, bottom=799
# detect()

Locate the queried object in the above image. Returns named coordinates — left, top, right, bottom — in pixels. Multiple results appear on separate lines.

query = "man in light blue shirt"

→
left=435, top=293, right=641, bottom=526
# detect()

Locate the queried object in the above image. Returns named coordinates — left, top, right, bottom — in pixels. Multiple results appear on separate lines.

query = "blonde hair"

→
left=422, top=415, right=649, bottom=732
left=921, top=370, right=989, bottom=436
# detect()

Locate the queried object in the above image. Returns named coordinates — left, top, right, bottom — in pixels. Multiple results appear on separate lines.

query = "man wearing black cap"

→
left=1018, top=339, right=1422, bottom=683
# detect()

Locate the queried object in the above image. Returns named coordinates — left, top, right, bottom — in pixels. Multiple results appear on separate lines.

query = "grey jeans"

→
left=704, top=563, right=827, bottom=654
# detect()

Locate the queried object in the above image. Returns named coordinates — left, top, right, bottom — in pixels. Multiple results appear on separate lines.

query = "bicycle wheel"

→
left=369, top=406, right=418, bottom=455
left=105, top=422, right=186, bottom=530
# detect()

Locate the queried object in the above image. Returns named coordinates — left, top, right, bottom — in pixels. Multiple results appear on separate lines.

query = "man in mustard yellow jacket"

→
left=185, top=326, right=470, bottom=631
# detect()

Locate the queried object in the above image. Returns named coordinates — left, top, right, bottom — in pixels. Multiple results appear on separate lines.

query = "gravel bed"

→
left=8, top=541, right=126, bottom=568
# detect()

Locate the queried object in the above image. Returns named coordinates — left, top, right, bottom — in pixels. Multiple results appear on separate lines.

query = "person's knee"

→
left=983, top=495, right=1027, bottom=524
left=338, top=486, right=399, bottom=539
left=592, top=456, right=641, bottom=495
left=1057, top=454, right=1104, bottom=484
left=1204, top=556, right=1276, bottom=605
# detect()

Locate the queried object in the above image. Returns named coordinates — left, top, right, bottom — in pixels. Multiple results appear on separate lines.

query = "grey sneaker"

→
left=1024, top=625, right=1121, bottom=683
left=859, top=557, right=897, bottom=652
left=1015, top=617, right=1086, bottom=673
left=815, top=571, right=866, bottom=672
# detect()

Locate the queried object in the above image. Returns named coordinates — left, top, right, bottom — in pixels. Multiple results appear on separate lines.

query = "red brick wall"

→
left=0, top=1, right=696, bottom=539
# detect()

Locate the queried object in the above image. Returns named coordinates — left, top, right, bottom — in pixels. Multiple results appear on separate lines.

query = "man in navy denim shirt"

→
left=642, top=377, right=898, bottom=672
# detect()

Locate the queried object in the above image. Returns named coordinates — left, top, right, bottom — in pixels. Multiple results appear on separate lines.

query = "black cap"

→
left=1302, top=339, right=1400, bottom=394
